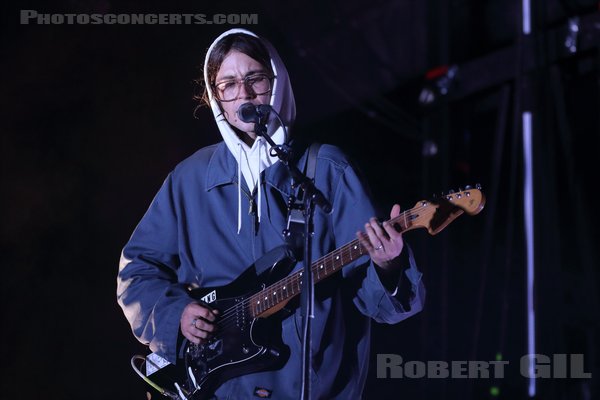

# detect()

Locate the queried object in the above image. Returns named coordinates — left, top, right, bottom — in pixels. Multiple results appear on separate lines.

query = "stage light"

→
left=418, top=65, right=459, bottom=106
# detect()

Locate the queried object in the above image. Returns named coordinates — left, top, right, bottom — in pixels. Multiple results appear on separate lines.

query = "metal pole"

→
left=522, top=111, right=536, bottom=398
left=521, top=0, right=536, bottom=397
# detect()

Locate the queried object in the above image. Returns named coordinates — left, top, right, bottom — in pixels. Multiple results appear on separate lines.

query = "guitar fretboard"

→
left=248, top=207, right=419, bottom=318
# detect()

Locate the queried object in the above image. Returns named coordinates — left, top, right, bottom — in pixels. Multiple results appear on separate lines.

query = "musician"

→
left=117, top=29, right=425, bottom=399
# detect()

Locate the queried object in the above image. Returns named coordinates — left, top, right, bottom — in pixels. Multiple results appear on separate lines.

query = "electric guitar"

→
left=134, top=187, right=485, bottom=400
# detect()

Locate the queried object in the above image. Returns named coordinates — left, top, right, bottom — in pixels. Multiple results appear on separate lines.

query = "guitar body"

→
left=184, top=280, right=291, bottom=399
left=147, top=248, right=296, bottom=400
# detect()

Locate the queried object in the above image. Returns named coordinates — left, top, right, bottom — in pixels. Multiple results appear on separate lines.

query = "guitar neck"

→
left=247, top=186, right=484, bottom=318
left=248, top=208, right=418, bottom=318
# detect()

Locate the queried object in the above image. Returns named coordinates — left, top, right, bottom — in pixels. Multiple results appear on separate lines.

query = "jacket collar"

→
left=205, top=142, right=237, bottom=191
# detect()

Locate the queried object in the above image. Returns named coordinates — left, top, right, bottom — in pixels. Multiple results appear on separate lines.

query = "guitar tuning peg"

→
left=465, top=185, right=472, bottom=190
left=458, top=187, right=463, bottom=192
left=475, top=183, right=482, bottom=189
left=448, top=189, right=455, bottom=194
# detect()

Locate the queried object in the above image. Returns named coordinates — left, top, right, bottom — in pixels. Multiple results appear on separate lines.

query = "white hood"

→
left=203, top=29, right=296, bottom=232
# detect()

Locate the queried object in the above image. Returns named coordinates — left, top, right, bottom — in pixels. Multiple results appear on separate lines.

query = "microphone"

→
left=237, top=103, right=272, bottom=124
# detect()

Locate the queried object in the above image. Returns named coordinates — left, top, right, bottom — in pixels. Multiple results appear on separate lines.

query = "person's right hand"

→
left=180, top=302, right=218, bottom=345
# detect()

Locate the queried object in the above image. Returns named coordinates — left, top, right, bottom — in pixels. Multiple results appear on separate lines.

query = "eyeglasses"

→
left=214, top=73, right=274, bottom=102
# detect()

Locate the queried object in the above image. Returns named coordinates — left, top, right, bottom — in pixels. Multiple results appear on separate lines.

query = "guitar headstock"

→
left=397, top=185, right=486, bottom=236
left=435, top=185, right=486, bottom=216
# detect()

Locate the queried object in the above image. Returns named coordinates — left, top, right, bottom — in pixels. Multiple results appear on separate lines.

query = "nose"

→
left=238, top=82, right=256, bottom=100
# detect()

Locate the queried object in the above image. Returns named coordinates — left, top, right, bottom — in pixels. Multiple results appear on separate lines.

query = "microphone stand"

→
left=253, top=117, right=331, bottom=400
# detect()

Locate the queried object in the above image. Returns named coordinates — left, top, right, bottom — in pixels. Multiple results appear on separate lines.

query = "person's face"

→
left=214, top=50, right=271, bottom=137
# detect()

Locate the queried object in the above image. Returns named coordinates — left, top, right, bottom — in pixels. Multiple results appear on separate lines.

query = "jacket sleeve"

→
left=116, top=174, right=192, bottom=363
left=332, top=163, right=426, bottom=324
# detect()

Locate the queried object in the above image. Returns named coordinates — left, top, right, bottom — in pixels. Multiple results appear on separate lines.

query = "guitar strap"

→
left=304, top=142, right=320, bottom=183
left=284, top=142, right=321, bottom=260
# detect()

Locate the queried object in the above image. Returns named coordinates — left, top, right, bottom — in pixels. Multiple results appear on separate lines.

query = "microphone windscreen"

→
left=237, top=103, right=259, bottom=123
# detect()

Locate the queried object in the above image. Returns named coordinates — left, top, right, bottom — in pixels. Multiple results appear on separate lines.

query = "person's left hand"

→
left=357, top=204, right=404, bottom=271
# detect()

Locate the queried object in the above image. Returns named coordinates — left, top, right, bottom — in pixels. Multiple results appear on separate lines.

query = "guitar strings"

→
left=210, top=237, right=368, bottom=330
left=204, top=207, right=435, bottom=335
left=205, top=207, right=434, bottom=336
left=205, top=245, right=360, bottom=342
left=200, top=191, right=476, bottom=333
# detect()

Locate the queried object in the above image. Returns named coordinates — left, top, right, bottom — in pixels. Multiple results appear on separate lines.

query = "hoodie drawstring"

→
left=237, top=143, right=243, bottom=234
left=257, top=138, right=262, bottom=225
left=236, top=140, right=264, bottom=234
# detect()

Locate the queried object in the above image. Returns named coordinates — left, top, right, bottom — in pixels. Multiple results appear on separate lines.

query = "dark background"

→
left=1, top=1, right=599, bottom=399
